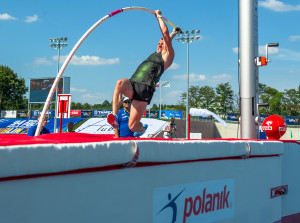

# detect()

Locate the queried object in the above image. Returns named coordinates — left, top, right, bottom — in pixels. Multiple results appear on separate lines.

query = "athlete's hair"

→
left=38, top=114, right=48, bottom=121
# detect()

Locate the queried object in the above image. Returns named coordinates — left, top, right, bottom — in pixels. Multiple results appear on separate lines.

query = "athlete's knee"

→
left=128, top=122, right=139, bottom=132
left=128, top=122, right=136, bottom=132
left=115, top=80, right=123, bottom=90
left=116, top=78, right=129, bottom=91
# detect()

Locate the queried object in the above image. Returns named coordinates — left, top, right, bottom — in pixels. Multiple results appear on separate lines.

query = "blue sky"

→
left=1, top=0, right=300, bottom=107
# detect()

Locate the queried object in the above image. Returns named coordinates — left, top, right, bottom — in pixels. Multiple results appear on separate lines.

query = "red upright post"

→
left=188, top=114, right=191, bottom=139
left=59, top=100, right=65, bottom=133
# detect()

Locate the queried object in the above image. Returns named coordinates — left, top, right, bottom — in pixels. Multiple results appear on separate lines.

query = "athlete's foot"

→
left=133, top=124, right=148, bottom=137
left=107, top=113, right=119, bottom=128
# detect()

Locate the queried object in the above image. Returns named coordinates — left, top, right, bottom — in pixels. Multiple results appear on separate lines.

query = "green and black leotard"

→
left=130, top=52, right=164, bottom=90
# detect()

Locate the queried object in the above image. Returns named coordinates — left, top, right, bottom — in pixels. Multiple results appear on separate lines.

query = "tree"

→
left=101, top=100, right=111, bottom=109
left=259, top=83, right=284, bottom=115
left=0, top=65, right=28, bottom=110
left=215, top=82, right=234, bottom=117
left=92, top=104, right=103, bottom=110
left=269, top=92, right=284, bottom=115
left=74, top=102, right=83, bottom=109
left=198, top=85, right=215, bottom=110
left=259, top=83, right=279, bottom=103
left=283, top=88, right=300, bottom=116
left=71, top=102, right=76, bottom=109
left=151, top=103, right=159, bottom=110
left=189, top=85, right=201, bottom=108
left=83, top=103, right=92, bottom=110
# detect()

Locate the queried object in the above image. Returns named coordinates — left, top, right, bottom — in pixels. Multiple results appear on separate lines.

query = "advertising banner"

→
left=227, top=113, right=240, bottom=121
left=199, top=115, right=212, bottom=120
left=143, top=110, right=159, bottom=118
left=161, top=110, right=182, bottom=120
left=92, top=110, right=112, bottom=117
left=286, top=116, right=300, bottom=125
left=81, top=110, right=92, bottom=118
left=31, top=110, right=55, bottom=118
left=0, top=118, right=83, bottom=134
left=1, top=110, right=17, bottom=118
left=260, top=114, right=269, bottom=123
left=16, top=110, right=29, bottom=119
left=153, top=179, right=234, bottom=223
left=76, top=117, right=167, bottom=136
left=70, top=110, right=81, bottom=116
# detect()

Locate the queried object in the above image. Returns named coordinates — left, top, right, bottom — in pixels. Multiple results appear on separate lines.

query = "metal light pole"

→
left=159, top=80, right=170, bottom=118
left=176, top=30, right=200, bottom=139
left=49, top=37, right=68, bottom=133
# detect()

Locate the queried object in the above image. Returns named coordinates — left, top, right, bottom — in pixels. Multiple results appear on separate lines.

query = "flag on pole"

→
left=156, top=81, right=170, bottom=88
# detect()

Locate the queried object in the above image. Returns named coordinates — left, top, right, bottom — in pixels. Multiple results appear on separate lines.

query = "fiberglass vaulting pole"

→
left=239, top=0, right=259, bottom=139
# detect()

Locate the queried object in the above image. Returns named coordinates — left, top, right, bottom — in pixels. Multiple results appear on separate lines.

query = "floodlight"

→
left=267, top=43, right=279, bottom=47
left=173, top=28, right=201, bottom=139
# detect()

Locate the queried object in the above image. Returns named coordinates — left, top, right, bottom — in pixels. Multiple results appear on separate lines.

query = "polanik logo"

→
left=153, top=179, right=234, bottom=223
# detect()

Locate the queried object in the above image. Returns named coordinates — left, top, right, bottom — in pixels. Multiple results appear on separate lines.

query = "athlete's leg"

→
left=112, top=78, right=133, bottom=115
left=128, top=100, right=148, bottom=132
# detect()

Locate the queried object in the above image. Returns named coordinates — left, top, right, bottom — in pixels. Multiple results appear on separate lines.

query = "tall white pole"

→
left=49, top=37, right=67, bottom=133
left=159, top=82, right=161, bottom=118
left=186, top=37, right=190, bottom=139
left=54, top=46, right=60, bottom=133
left=239, top=0, right=259, bottom=139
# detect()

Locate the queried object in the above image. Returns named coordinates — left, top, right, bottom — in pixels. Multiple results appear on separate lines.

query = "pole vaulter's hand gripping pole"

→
left=35, top=7, right=180, bottom=136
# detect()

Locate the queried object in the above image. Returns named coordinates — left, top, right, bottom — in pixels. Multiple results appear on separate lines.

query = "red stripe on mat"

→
left=0, top=154, right=280, bottom=182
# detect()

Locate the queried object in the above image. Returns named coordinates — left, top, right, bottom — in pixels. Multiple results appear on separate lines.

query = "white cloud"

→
left=77, top=92, right=111, bottom=104
left=25, top=14, right=39, bottom=23
left=56, top=55, right=120, bottom=66
left=259, top=0, right=300, bottom=12
left=233, top=46, right=300, bottom=61
left=232, top=46, right=279, bottom=55
left=33, top=57, right=52, bottom=66
left=151, top=90, right=183, bottom=105
left=289, top=35, right=300, bottom=42
left=232, top=47, right=238, bottom=54
left=276, top=48, right=300, bottom=61
left=0, top=13, right=17, bottom=20
left=211, top=73, right=232, bottom=83
left=173, top=73, right=207, bottom=82
left=71, top=87, right=87, bottom=93
left=259, top=45, right=279, bottom=55
left=168, top=62, right=180, bottom=70
left=288, top=69, right=300, bottom=74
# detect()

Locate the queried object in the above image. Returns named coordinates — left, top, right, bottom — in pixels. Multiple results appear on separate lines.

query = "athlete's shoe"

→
left=133, top=124, right=148, bottom=137
left=107, top=113, right=119, bottom=128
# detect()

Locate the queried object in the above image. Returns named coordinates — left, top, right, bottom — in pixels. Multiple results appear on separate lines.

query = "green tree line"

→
left=179, top=82, right=300, bottom=117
